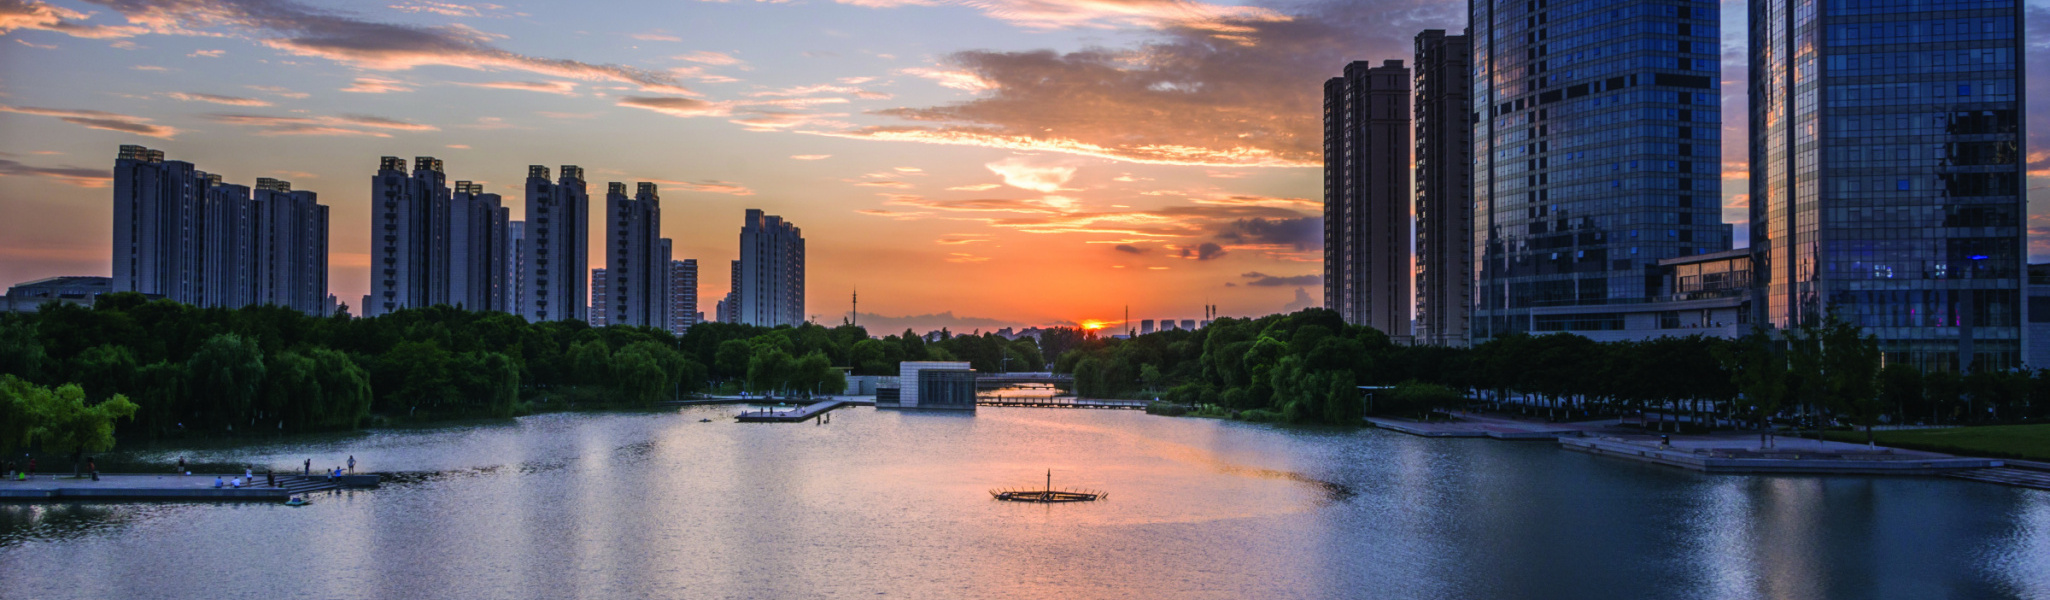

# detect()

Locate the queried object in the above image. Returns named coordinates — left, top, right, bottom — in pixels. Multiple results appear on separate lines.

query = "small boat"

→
left=284, top=498, right=312, bottom=507
left=699, top=418, right=712, bottom=422
left=992, top=470, right=1104, bottom=503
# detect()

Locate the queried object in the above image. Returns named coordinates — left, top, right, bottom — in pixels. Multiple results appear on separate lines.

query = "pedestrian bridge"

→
left=976, top=372, right=1074, bottom=388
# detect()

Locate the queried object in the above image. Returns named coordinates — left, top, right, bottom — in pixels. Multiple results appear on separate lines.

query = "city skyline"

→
left=5, top=0, right=2050, bottom=333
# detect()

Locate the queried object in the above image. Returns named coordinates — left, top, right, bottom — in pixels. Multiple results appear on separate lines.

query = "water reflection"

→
left=0, top=408, right=2044, bottom=600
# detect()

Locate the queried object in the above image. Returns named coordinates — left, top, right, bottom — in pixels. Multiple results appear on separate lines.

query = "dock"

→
left=735, top=398, right=875, bottom=422
left=0, top=473, right=380, bottom=501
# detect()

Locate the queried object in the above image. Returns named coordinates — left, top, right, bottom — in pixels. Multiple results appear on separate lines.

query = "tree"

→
left=1717, top=328, right=1788, bottom=448
left=0, top=375, right=138, bottom=475
left=186, top=333, right=266, bottom=432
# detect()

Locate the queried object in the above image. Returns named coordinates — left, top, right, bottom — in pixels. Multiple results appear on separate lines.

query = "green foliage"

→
left=0, top=375, right=138, bottom=457
left=1822, top=424, right=2050, bottom=461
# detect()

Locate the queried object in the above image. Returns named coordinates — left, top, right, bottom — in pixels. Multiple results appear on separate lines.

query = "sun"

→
left=1081, top=320, right=1107, bottom=330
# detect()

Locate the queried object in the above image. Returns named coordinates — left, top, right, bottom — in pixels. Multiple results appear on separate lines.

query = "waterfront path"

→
left=735, top=397, right=875, bottom=422
left=0, top=473, right=380, bottom=501
left=1366, top=414, right=1577, bottom=439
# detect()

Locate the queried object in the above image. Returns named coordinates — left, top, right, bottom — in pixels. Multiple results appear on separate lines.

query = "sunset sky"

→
left=2, top=0, right=2047, bottom=332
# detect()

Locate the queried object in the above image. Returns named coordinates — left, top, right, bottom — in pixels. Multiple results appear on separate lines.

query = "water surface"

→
left=1, top=406, right=2045, bottom=599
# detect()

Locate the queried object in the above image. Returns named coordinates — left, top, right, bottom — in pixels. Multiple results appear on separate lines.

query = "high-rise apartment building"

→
left=521, top=165, right=590, bottom=323
left=367, top=157, right=510, bottom=316
left=251, top=178, right=328, bottom=314
left=718, top=259, right=741, bottom=324
left=112, top=145, right=328, bottom=314
left=669, top=258, right=699, bottom=333
left=589, top=268, right=608, bottom=327
left=1413, top=30, right=1474, bottom=347
left=604, top=182, right=670, bottom=328
left=736, top=210, right=805, bottom=327
left=1750, top=0, right=2025, bottom=369
left=509, top=220, right=525, bottom=312
left=1323, top=60, right=1413, bottom=340
left=451, top=181, right=512, bottom=312
left=1470, top=0, right=1727, bottom=341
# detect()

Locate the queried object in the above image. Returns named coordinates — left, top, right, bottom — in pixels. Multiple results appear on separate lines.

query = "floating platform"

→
left=991, top=488, right=1104, bottom=503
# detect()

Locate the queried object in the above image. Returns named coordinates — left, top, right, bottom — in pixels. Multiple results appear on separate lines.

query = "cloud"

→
left=15, top=37, right=56, bottom=48
left=1178, top=241, right=1225, bottom=260
left=673, top=50, right=743, bottom=66
left=0, top=158, right=111, bottom=187
left=245, top=84, right=309, bottom=98
left=1240, top=271, right=1317, bottom=286
left=187, top=48, right=223, bottom=57
left=0, top=104, right=177, bottom=137
left=617, top=96, right=727, bottom=118
left=1212, top=217, right=1319, bottom=251
left=630, top=32, right=680, bottom=42
left=636, top=177, right=755, bottom=196
left=458, top=80, right=577, bottom=95
left=945, top=252, right=990, bottom=263
left=204, top=112, right=437, bottom=136
left=80, top=0, right=693, bottom=94
left=164, top=91, right=271, bottom=106
left=1280, top=287, right=1315, bottom=312
left=386, top=1, right=501, bottom=17
left=836, top=0, right=1287, bottom=34
left=790, top=154, right=831, bottom=160
left=341, top=77, right=414, bottom=93
left=1113, top=244, right=1146, bottom=254
left=0, top=0, right=146, bottom=38
left=985, top=155, right=1075, bottom=192
left=947, top=183, right=1002, bottom=191
left=833, top=0, right=1453, bottom=166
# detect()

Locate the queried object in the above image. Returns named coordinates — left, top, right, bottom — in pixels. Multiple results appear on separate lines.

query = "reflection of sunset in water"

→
left=2, top=407, right=2047, bottom=599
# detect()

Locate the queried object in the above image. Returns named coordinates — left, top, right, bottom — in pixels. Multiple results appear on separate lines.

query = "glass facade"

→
left=1471, top=0, right=1728, bottom=342
left=1750, top=0, right=2025, bottom=370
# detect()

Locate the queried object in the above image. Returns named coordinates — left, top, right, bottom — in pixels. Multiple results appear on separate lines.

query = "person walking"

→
left=87, top=458, right=97, bottom=482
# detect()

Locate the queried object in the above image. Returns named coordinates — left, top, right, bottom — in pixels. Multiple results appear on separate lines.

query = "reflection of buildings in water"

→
left=1991, top=492, right=2050, bottom=597
left=1682, top=478, right=1763, bottom=598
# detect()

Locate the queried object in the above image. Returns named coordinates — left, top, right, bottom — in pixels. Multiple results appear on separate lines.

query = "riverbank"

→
left=0, top=473, right=379, bottom=501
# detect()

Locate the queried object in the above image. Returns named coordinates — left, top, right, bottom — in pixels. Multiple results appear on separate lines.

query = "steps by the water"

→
left=1945, top=467, right=2050, bottom=491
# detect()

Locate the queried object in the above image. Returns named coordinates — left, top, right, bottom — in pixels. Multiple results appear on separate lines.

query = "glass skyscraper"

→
left=1750, top=0, right=2025, bottom=369
left=1471, top=0, right=1728, bottom=341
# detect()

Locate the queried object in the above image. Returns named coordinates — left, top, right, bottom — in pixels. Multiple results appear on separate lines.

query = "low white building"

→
left=893, top=361, right=972, bottom=409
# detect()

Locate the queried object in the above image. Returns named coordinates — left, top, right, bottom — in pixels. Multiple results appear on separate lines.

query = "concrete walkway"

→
left=735, top=398, right=875, bottom=422
left=0, top=473, right=381, bottom=501
left=1366, top=415, right=1578, bottom=440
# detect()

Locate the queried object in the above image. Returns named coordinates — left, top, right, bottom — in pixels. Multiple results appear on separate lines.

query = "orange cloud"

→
left=0, top=0, right=146, bottom=38
left=459, top=80, right=578, bottom=95
left=0, top=105, right=177, bottom=138
left=204, top=112, right=438, bottom=136
left=0, top=158, right=110, bottom=187
left=341, top=77, right=414, bottom=94
left=164, top=91, right=271, bottom=106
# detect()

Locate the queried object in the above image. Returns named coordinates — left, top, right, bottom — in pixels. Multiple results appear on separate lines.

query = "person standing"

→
left=303, top=458, right=311, bottom=475
left=267, top=469, right=275, bottom=488
left=347, top=455, right=355, bottom=474
left=177, top=457, right=186, bottom=474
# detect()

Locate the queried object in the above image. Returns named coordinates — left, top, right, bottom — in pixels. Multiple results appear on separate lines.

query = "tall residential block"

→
left=521, top=165, right=590, bottom=323
left=604, top=182, right=669, bottom=328
left=1322, top=60, right=1413, bottom=340
left=112, top=145, right=328, bottom=314
left=451, top=181, right=512, bottom=313
left=1413, top=30, right=1475, bottom=347
left=1470, top=0, right=1727, bottom=341
left=736, top=209, right=806, bottom=327
left=718, top=259, right=741, bottom=324
left=669, top=258, right=699, bottom=333
left=509, top=220, right=526, bottom=311
left=367, top=157, right=510, bottom=316
left=1751, top=0, right=2025, bottom=369
left=589, top=268, right=609, bottom=327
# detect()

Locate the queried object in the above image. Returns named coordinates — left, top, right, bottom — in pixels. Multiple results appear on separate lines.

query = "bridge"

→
left=976, top=372, right=1074, bottom=388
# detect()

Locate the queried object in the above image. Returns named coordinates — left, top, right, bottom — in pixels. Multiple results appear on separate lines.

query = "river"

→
left=2, top=406, right=2045, bottom=599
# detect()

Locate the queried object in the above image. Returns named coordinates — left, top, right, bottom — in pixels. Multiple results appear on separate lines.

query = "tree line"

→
left=0, top=293, right=1054, bottom=440
left=1056, top=308, right=2048, bottom=429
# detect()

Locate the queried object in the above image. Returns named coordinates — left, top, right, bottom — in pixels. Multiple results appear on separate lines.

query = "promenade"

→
left=735, top=397, right=875, bottom=422
left=1367, top=411, right=2040, bottom=486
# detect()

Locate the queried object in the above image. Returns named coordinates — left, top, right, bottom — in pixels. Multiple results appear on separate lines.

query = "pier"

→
left=0, top=473, right=381, bottom=501
left=735, top=398, right=876, bottom=422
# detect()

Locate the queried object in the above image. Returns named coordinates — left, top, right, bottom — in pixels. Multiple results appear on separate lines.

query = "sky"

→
left=0, top=0, right=2047, bottom=333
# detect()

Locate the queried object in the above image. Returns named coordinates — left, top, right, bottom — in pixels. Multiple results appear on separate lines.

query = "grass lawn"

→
left=1824, top=424, right=2050, bottom=462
